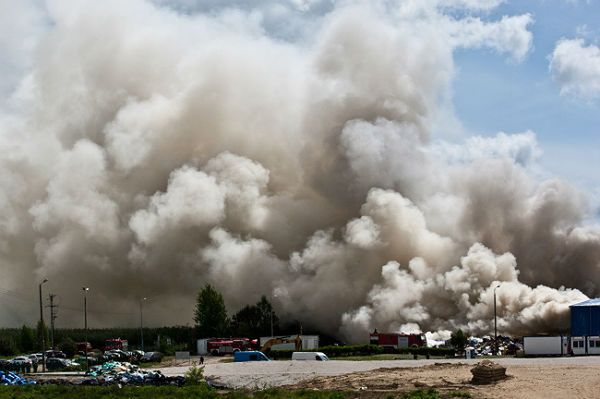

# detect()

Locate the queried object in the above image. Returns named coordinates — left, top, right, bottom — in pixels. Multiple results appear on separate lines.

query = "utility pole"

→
left=494, top=285, right=500, bottom=356
left=82, top=287, right=89, bottom=372
left=270, top=308, right=274, bottom=338
left=270, top=293, right=278, bottom=338
left=140, top=297, right=147, bottom=351
left=39, top=279, right=48, bottom=372
left=47, top=294, right=58, bottom=350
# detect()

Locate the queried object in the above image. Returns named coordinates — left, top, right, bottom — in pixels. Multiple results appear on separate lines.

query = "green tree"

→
left=231, top=296, right=279, bottom=337
left=231, top=304, right=261, bottom=337
left=450, top=329, right=468, bottom=351
left=58, top=337, right=76, bottom=358
left=19, top=325, right=35, bottom=353
left=194, top=284, right=229, bottom=337
left=36, top=320, right=50, bottom=351
left=255, top=295, right=278, bottom=336
left=0, top=336, right=18, bottom=356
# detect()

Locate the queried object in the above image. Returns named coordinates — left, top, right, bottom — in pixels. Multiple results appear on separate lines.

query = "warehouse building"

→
left=570, top=299, right=600, bottom=355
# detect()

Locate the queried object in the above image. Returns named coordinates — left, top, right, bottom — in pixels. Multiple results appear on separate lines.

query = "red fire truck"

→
left=369, top=331, right=427, bottom=351
left=207, top=338, right=255, bottom=355
left=75, top=342, right=92, bottom=354
left=104, top=338, right=129, bottom=351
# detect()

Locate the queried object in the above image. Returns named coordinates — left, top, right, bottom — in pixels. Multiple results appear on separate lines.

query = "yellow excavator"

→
left=260, top=335, right=302, bottom=352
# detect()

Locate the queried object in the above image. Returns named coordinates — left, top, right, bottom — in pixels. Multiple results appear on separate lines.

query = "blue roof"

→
left=570, top=298, right=600, bottom=307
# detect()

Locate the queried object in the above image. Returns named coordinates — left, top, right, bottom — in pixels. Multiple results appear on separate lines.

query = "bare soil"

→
left=287, top=362, right=600, bottom=399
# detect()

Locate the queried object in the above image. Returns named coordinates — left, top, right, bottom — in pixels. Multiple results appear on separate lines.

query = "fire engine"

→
left=207, top=338, right=255, bottom=355
left=104, top=338, right=129, bottom=351
left=369, top=330, right=427, bottom=350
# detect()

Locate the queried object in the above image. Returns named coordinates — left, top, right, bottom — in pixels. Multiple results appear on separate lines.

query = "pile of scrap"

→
left=78, top=361, right=184, bottom=386
left=0, top=371, right=36, bottom=386
left=470, top=360, right=507, bottom=384
left=467, top=336, right=521, bottom=356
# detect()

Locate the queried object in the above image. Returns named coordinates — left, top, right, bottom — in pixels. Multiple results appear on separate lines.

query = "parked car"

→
left=140, top=352, right=163, bottom=362
left=102, top=349, right=131, bottom=362
left=45, top=350, right=66, bottom=359
left=27, top=354, right=40, bottom=364
left=0, top=359, right=12, bottom=371
left=291, top=352, right=329, bottom=361
left=10, top=356, right=32, bottom=366
left=130, top=350, right=145, bottom=362
left=46, top=357, right=80, bottom=371
left=233, top=351, right=270, bottom=362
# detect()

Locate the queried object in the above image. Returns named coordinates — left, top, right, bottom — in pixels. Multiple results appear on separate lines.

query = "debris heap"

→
left=78, top=361, right=184, bottom=386
left=470, top=360, right=507, bottom=384
left=0, top=371, right=37, bottom=386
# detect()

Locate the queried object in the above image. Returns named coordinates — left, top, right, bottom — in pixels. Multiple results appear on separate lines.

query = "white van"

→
left=291, top=352, right=329, bottom=361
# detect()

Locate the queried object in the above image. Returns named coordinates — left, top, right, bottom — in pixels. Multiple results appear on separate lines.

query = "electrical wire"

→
left=0, top=286, right=137, bottom=316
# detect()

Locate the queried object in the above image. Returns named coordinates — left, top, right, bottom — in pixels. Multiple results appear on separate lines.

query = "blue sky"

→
left=450, top=1, right=600, bottom=204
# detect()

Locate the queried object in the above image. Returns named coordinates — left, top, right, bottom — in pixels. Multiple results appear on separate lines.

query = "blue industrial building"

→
left=570, top=299, right=600, bottom=336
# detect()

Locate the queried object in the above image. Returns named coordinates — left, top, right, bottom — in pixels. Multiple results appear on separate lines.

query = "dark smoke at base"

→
left=0, top=0, right=597, bottom=342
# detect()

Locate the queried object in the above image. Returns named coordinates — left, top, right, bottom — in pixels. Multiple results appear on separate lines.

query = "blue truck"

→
left=233, top=351, right=270, bottom=362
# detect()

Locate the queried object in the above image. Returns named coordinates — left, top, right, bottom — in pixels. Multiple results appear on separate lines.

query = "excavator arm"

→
left=260, top=335, right=302, bottom=352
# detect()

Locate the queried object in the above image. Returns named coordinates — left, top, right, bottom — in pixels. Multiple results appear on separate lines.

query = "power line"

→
left=0, top=286, right=137, bottom=316
left=0, top=287, right=34, bottom=302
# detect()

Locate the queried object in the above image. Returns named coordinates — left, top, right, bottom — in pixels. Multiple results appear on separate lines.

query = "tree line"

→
left=0, top=284, right=282, bottom=356
left=194, top=284, right=280, bottom=338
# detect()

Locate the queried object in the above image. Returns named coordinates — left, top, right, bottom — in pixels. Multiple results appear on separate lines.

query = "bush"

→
left=406, top=347, right=455, bottom=357
left=270, top=345, right=454, bottom=359
left=403, top=388, right=440, bottom=399
left=271, top=344, right=383, bottom=359
left=184, top=362, right=205, bottom=386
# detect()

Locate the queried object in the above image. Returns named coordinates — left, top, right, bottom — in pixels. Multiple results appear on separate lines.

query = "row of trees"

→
left=194, top=284, right=279, bottom=338
left=1, top=284, right=278, bottom=356
left=0, top=322, right=49, bottom=356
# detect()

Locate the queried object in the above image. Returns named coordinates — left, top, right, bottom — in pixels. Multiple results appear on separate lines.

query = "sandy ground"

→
left=158, top=356, right=600, bottom=398
left=288, top=362, right=600, bottom=399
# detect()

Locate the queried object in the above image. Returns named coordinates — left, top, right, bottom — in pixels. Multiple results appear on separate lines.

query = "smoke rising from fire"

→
left=1, top=0, right=597, bottom=341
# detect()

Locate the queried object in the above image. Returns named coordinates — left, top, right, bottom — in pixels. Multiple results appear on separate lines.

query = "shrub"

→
left=270, top=345, right=454, bottom=359
left=184, top=362, right=205, bottom=386
left=271, top=344, right=384, bottom=359
left=403, top=388, right=439, bottom=399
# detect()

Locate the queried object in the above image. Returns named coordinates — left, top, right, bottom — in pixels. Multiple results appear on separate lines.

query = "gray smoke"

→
left=1, top=0, right=596, bottom=342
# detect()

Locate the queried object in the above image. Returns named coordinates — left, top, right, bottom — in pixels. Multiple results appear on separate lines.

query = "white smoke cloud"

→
left=341, top=244, right=586, bottom=342
left=129, top=166, right=226, bottom=245
left=431, top=131, right=542, bottom=167
left=549, top=38, right=600, bottom=100
left=1, top=0, right=598, bottom=341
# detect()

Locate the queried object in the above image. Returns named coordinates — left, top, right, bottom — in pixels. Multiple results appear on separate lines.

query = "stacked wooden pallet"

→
left=470, top=360, right=507, bottom=384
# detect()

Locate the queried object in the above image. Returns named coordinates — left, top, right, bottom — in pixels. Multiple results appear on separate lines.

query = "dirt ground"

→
left=288, top=362, right=600, bottom=399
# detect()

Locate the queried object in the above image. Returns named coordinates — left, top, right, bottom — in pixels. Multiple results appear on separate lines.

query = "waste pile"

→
left=0, top=371, right=37, bottom=386
left=78, top=361, right=184, bottom=386
left=470, top=360, right=507, bottom=384
left=467, top=336, right=522, bottom=356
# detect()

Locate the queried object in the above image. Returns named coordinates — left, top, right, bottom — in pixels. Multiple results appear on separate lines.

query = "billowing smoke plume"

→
left=1, top=0, right=597, bottom=341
